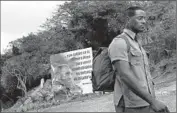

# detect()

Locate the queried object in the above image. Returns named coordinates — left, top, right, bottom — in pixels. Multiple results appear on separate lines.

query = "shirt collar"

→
left=123, top=29, right=136, bottom=40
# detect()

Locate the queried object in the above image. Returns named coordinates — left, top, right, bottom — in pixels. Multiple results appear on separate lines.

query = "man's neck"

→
left=126, top=28, right=142, bottom=45
left=124, top=28, right=136, bottom=40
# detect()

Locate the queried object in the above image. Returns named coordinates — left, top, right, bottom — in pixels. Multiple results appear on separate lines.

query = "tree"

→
left=12, top=45, right=20, bottom=56
left=3, top=66, right=27, bottom=96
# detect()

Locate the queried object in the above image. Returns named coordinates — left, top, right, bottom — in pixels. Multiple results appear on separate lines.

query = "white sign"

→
left=50, top=47, right=93, bottom=94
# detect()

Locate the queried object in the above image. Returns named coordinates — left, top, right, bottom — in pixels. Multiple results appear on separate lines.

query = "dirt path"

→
left=155, top=81, right=176, bottom=112
left=33, top=81, right=176, bottom=112
left=34, top=93, right=115, bottom=112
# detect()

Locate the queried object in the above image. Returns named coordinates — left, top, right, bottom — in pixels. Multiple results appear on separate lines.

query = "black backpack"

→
left=91, top=35, right=130, bottom=92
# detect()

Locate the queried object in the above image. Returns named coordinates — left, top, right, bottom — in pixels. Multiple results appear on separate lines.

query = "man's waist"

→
left=114, top=78, right=152, bottom=107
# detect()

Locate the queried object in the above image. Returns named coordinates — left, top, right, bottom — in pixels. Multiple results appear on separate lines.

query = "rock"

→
left=27, top=78, right=53, bottom=103
left=23, top=97, right=32, bottom=105
left=53, top=88, right=68, bottom=101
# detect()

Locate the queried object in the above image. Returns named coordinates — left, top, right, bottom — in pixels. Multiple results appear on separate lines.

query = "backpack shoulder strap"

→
left=118, top=33, right=131, bottom=61
left=122, top=37, right=130, bottom=53
left=119, top=33, right=131, bottom=53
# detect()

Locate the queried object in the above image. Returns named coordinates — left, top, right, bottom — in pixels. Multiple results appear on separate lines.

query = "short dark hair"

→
left=126, top=6, right=144, bottom=17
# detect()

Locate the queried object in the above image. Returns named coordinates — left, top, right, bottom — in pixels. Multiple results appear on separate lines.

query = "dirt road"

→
left=35, top=81, right=176, bottom=112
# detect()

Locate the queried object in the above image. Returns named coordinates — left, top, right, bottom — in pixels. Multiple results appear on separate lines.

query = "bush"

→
left=164, top=33, right=176, bottom=50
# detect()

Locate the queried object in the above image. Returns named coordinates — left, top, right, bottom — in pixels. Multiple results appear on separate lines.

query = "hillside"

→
left=2, top=54, right=176, bottom=112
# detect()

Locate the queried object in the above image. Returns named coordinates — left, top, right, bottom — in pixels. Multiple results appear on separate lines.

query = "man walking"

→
left=108, top=6, right=169, bottom=112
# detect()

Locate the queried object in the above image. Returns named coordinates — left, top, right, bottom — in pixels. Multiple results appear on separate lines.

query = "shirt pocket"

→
left=129, top=49, right=142, bottom=65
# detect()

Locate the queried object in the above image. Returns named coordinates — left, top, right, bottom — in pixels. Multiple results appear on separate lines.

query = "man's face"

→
left=129, top=10, right=147, bottom=33
left=60, top=66, right=72, bottom=80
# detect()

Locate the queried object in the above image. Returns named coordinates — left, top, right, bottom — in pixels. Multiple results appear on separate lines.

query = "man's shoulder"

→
left=114, top=32, right=127, bottom=39
left=109, top=33, right=127, bottom=48
left=108, top=33, right=129, bottom=62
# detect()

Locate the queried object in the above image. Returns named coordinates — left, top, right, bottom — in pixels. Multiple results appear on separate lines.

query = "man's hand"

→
left=150, top=99, right=170, bottom=112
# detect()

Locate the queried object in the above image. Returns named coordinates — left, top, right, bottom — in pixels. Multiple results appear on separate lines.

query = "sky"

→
left=1, top=1, right=68, bottom=54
